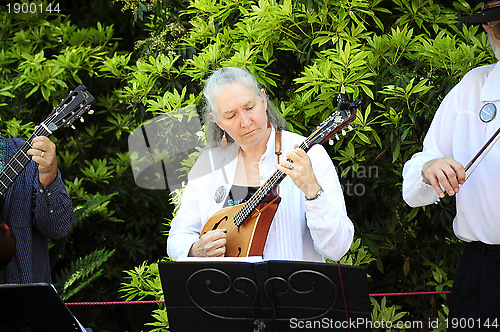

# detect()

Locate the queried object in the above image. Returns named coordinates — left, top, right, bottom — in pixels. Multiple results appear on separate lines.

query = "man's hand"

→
left=27, top=136, right=58, bottom=187
left=422, top=157, right=465, bottom=198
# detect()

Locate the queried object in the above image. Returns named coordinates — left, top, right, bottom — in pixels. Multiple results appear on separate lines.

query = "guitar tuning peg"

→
left=71, top=125, right=76, bottom=130
left=79, top=118, right=84, bottom=123
left=329, top=138, right=334, bottom=145
left=342, top=129, right=347, bottom=136
left=348, top=125, right=353, bottom=131
left=88, top=109, right=94, bottom=115
left=335, top=133, right=340, bottom=140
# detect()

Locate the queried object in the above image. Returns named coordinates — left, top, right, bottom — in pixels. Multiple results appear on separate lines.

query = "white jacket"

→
left=403, top=62, right=500, bottom=244
left=167, top=128, right=354, bottom=261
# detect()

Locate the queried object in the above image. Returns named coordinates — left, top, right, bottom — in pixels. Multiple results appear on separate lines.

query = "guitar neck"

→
left=0, top=85, right=96, bottom=197
left=0, top=125, right=52, bottom=196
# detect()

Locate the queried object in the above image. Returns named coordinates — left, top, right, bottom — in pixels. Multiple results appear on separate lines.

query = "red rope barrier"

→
left=65, top=300, right=164, bottom=306
left=65, top=291, right=451, bottom=306
left=337, top=264, right=351, bottom=332
left=369, top=291, right=450, bottom=297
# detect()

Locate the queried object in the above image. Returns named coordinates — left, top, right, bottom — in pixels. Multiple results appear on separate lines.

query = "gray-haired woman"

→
left=167, top=67, right=353, bottom=262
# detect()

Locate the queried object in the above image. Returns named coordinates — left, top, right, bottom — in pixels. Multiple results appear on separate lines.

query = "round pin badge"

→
left=479, top=103, right=497, bottom=123
left=214, top=186, right=227, bottom=204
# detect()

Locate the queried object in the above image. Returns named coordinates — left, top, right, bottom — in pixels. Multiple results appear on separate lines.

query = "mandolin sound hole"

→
left=212, top=216, right=227, bottom=231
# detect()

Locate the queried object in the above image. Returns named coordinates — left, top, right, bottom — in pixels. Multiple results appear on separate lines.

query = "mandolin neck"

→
left=233, top=139, right=312, bottom=226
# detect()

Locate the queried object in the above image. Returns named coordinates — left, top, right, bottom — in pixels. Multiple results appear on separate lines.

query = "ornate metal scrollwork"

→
left=185, top=268, right=338, bottom=323
left=186, top=268, right=259, bottom=320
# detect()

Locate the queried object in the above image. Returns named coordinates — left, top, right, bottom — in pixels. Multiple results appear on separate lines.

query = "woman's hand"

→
left=188, top=229, right=227, bottom=257
left=275, top=146, right=321, bottom=199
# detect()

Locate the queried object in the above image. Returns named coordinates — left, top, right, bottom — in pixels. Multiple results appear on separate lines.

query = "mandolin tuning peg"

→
left=335, top=133, right=340, bottom=140
left=88, top=109, right=94, bottom=115
left=71, top=125, right=76, bottom=130
left=348, top=124, right=353, bottom=131
left=79, top=117, right=84, bottom=123
left=342, top=129, right=347, bottom=136
left=329, top=138, right=334, bottom=145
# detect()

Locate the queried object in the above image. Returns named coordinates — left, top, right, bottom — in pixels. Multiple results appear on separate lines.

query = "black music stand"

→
left=0, top=283, right=86, bottom=332
left=159, top=260, right=371, bottom=331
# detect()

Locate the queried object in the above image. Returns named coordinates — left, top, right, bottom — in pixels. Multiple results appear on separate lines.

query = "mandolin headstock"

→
left=304, top=94, right=361, bottom=149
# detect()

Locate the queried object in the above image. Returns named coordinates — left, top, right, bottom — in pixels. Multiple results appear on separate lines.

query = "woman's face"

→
left=211, top=82, right=270, bottom=150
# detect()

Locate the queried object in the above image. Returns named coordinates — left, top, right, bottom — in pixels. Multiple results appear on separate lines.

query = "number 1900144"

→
left=6, top=2, right=60, bottom=14
left=445, top=318, right=499, bottom=329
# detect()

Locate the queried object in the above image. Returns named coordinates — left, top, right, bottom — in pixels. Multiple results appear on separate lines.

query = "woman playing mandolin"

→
left=167, top=67, right=353, bottom=262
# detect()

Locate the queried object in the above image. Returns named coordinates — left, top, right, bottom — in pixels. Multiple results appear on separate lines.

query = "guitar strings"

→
left=0, top=93, right=83, bottom=195
left=0, top=125, right=53, bottom=194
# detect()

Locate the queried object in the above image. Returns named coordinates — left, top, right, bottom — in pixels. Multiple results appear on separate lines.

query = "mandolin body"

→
left=201, top=194, right=281, bottom=257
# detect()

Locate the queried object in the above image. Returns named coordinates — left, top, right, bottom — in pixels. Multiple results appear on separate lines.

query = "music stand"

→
left=0, top=283, right=86, bottom=332
left=159, top=260, right=371, bottom=331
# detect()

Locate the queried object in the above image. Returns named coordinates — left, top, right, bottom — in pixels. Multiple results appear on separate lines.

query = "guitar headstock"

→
left=43, top=85, right=95, bottom=133
left=306, top=94, right=361, bottom=147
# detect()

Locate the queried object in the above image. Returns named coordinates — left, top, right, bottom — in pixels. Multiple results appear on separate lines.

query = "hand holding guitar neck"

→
left=28, top=136, right=58, bottom=187
left=0, top=85, right=95, bottom=269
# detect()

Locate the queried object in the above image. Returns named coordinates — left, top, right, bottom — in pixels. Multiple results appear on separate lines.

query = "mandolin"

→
left=201, top=94, right=362, bottom=257
left=0, top=85, right=95, bottom=269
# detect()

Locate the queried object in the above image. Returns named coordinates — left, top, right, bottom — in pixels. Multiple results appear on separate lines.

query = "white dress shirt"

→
left=403, top=62, right=500, bottom=244
left=167, top=127, right=354, bottom=261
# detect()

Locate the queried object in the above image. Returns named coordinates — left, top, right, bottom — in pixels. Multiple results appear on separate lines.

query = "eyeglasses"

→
left=489, top=22, right=500, bottom=40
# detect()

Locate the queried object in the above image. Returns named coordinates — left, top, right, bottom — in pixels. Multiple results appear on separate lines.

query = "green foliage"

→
left=50, top=191, right=118, bottom=288
left=121, top=260, right=170, bottom=331
left=54, top=248, right=115, bottom=301
left=335, top=237, right=377, bottom=266
left=370, top=297, right=408, bottom=331
left=121, top=261, right=165, bottom=301
left=72, top=193, right=120, bottom=225
left=0, top=2, right=172, bottom=310
left=1, top=0, right=493, bottom=329
left=115, top=0, right=493, bottom=329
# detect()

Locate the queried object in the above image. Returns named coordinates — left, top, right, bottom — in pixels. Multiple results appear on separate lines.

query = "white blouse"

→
left=403, top=62, right=500, bottom=244
left=167, top=127, right=354, bottom=261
